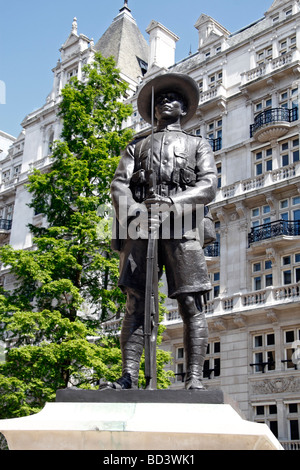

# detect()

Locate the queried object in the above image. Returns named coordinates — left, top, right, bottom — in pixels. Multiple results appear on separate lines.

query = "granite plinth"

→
left=56, top=387, right=226, bottom=404
left=0, top=388, right=283, bottom=450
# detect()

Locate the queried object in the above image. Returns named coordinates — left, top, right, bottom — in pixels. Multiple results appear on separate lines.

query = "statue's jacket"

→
left=111, top=124, right=217, bottom=250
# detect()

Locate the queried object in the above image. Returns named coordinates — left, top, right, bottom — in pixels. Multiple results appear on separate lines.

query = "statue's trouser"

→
left=120, top=288, right=208, bottom=389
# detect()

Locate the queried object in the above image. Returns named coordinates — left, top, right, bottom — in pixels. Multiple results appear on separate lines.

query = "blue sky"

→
left=0, top=0, right=273, bottom=138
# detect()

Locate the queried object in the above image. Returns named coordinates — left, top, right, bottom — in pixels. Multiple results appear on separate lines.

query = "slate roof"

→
left=94, top=4, right=149, bottom=83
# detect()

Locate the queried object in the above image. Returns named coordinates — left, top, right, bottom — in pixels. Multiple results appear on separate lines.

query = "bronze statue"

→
left=107, top=73, right=217, bottom=390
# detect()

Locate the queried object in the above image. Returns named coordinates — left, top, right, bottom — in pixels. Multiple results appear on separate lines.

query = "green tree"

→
left=0, top=53, right=173, bottom=419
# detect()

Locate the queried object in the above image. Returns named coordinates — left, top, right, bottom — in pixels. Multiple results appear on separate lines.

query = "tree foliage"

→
left=0, top=53, right=173, bottom=419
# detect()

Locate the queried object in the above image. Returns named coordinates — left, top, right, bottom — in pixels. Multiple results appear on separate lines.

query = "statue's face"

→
left=154, top=92, right=187, bottom=123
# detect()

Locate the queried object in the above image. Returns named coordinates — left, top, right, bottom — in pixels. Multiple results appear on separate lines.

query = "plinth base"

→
left=0, top=389, right=283, bottom=450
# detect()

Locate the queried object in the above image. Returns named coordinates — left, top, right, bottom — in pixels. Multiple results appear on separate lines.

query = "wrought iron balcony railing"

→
left=208, top=137, right=222, bottom=152
left=204, top=241, right=220, bottom=257
left=248, top=220, right=300, bottom=245
left=250, top=107, right=298, bottom=137
left=0, top=219, right=12, bottom=231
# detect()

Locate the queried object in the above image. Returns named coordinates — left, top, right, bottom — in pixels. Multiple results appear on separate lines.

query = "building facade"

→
left=1, top=0, right=300, bottom=449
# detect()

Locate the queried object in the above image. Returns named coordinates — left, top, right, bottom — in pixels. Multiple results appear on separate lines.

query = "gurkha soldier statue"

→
left=106, top=73, right=217, bottom=391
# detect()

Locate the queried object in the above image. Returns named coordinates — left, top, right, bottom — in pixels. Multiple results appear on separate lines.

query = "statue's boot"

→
left=177, top=293, right=208, bottom=390
left=99, top=289, right=144, bottom=390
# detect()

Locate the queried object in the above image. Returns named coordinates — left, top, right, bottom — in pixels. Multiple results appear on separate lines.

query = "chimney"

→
left=146, top=21, right=179, bottom=69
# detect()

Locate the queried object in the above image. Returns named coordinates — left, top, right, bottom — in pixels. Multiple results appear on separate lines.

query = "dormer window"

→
left=137, top=57, right=148, bottom=76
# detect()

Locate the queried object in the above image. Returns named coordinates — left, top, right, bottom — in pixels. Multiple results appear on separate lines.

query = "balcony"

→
left=204, top=241, right=220, bottom=257
left=250, top=107, right=298, bottom=142
left=215, top=161, right=300, bottom=205
left=248, top=220, right=300, bottom=245
left=162, top=281, right=300, bottom=324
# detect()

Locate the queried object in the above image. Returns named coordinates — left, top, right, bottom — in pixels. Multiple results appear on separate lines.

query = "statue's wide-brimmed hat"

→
left=137, top=73, right=199, bottom=125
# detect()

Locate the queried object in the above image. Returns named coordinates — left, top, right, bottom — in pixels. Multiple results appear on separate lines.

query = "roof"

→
left=94, top=4, right=149, bottom=83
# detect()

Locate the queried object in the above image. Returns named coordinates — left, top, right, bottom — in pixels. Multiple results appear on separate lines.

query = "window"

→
left=254, top=96, right=272, bottom=119
left=2, top=170, right=10, bottom=183
left=279, top=195, right=300, bottom=222
left=256, top=46, right=273, bottom=64
left=251, top=332, right=275, bottom=373
left=280, top=35, right=297, bottom=55
left=13, top=165, right=21, bottom=176
left=286, top=403, right=300, bottom=441
left=279, top=86, right=298, bottom=110
left=254, top=147, right=273, bottom=175
left=281, top=253, right=300, bottom=285
left=253, top=404, right=278, bottom=437
left=208, top=70, right=222, bottom=88
left=283, top=328, right=300, bottom=370
left=216, top=163, right=222, bottom=188
left=212, top=272, right=220, bottom=298
left=175, top=346, right=185, bottom=382
left=207, top=118, right=222, bottom=151
left=280, top=137, right=299, bottom=166
left=204, top=340, right=221, bottom=379
left=251, top=205, right=271, bottom=228
left=67, top=67, right=78, bottom=81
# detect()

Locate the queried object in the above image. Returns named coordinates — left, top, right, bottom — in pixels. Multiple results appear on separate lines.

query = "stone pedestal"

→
left=0, top=389, right=283, bottom=450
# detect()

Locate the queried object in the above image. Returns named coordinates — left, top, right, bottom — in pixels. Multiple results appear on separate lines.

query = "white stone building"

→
left=1, top=0, right=300, bottom=449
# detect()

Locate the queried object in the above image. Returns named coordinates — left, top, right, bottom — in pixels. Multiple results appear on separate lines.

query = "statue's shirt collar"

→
left=155, top=123, right=182, bottom=132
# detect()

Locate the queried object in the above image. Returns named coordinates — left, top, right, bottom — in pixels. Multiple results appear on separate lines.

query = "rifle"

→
left=144, top=86, right=159, bottom=389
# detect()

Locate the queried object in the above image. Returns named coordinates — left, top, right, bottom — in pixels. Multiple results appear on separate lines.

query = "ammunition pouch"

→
left=130, top=169, right=146, bottom=202
left=171, top=168, right=196, bottom=187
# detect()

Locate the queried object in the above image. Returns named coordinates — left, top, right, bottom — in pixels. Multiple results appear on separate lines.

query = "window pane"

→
left=265, top=274, right=273, bottom=286
left=282, top=154, right=289, bottom=166
left=293, top=209, right=300, bottom=221
left=290, top=420, right=300, bottom=440
left=266, top=159, right=273, bottom=171
left=270, top=421, right=278, bottom=438
left=289, top=404, right=298, bottom=413
left=267, top=333, right=275, bottom=345
left=269, top=404, right=277, bottom=414
left=254, top=276, right=262, bottom=290
left=267, top=350, right=275, bottom=370
left=214, top=357, right=220, bottom=376
left=283, top=270, right=292, bottom=284
left=256, top=163, right=262, bottom=175
left=286, top=330, right=295, bottom=343
left=293, top=196, right=300, bottom=205
left=177, top=348, right=184, bottom=359
left=254, top=335, right=263, bottom=347
left=256, top=406, right=264, bottom=415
